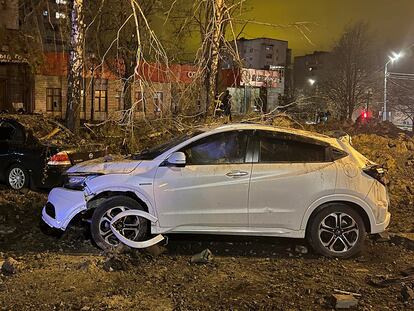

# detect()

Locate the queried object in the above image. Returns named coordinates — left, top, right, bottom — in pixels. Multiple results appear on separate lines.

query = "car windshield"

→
left=131, top=130, right=204, bottom=160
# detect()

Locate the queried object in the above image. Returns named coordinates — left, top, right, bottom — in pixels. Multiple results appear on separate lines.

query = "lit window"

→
left=55, top=12, right=66, bottom=19
left=56, top=0, right=67, bottom=4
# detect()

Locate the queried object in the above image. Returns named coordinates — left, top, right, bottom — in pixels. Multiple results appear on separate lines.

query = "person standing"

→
left=221, top=90, right=232, bottom=122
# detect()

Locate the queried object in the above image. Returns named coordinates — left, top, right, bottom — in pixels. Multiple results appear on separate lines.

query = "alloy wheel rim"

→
left=9, top=168, right=25, bottom=190
left=318, top=212, right=359, bottom=253
left=98, top=206, right=141, bottom=246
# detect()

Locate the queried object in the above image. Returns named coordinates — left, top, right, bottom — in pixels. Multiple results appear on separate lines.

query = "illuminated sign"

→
left=240, top=68, right=283, bottom=88
left=0, top=53, right=27, bottom=63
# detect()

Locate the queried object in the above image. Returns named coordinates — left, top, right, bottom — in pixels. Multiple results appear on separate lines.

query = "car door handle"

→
left=226, top=170, right=249, bottom=178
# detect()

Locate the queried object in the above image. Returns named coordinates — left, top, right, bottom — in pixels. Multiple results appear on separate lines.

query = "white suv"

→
left=42, top=124, right=390, bottom=258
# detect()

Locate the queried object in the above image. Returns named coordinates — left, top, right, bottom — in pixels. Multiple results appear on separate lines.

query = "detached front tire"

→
left=91, top=196, right=149, bottom=252
left=7, top=164, right=29, bottom=190
left=307, top=203, right=366, bottom=258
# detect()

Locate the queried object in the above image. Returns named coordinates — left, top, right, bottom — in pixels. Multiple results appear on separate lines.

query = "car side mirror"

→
left=167, top=152, right=186, bottom=167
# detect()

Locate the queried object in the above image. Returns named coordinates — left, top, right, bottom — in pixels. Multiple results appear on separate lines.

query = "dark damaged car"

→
left=0, top=115, right=105, bottom=190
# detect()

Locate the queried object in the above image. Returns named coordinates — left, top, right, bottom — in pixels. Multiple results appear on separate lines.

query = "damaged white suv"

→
left=42, top=124, right=390, bottom=258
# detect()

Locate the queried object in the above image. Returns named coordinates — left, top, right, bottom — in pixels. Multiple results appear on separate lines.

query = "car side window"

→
left=181, top=131, right=248, bottom=165
left=0, top=122, right=15, bottom=141
left=258, top=131, right=327, bottom=163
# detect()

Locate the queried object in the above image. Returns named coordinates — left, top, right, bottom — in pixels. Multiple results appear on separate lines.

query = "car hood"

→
left=66, top=155, right=141, bottom=175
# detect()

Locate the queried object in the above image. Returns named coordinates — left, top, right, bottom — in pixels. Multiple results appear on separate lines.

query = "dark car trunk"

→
left=65, top=145, right=106, bottom=165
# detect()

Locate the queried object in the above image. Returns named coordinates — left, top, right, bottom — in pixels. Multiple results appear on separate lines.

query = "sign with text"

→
left=240, top=68, right=283, bottom=88
left=0, top=53, right=27, bottom=63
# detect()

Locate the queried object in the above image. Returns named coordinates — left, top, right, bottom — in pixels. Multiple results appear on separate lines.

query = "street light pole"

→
left=383, top=51, right=403, bottom=121
left=383, top=61, right=389, bottom=121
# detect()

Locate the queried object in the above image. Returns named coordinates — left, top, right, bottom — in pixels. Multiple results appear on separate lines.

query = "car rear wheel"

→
left=90, top=196, right=149, bottom=251
left=307, top=203, right=366, bottom=258
left=7, top=164, right=29, bottom=190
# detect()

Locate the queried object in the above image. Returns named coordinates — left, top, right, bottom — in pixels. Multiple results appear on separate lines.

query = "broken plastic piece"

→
left=109, top=210, right=164, bottom=249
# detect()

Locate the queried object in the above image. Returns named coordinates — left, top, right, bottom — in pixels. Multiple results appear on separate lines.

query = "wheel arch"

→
left=302, top=196, right=374, bottom=235
left=87, top=190, right=150, bottom=213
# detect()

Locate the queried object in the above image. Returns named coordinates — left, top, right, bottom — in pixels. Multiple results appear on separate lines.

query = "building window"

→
left=250, top=48, right=253, bottom=53
left=266, top=54, right=273, bottom=59
left=94, top=90, right=107, bottom=112
left=265, top=45, right=273, bottom=51
left=116, top=90, right=123, bottom=110
left=46, top=88, right=62, bottom=112
left=135, top=91, right=146, bottom=112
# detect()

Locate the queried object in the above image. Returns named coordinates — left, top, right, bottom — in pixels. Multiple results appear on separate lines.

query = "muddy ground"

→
left=1, top=121, right=414, bottom=310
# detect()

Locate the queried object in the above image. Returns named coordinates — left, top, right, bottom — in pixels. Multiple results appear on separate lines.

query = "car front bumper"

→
left=42, top=187, right=87, bottom=230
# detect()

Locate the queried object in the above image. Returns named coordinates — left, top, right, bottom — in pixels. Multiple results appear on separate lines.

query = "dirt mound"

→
left=352, top=133, right=414, bottom=232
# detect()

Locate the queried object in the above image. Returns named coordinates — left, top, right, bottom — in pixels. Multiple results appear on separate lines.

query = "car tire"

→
left=90, top=196, right=149, bottom=252
left=7, top=164, right=29, bottom=190
left=307, top=203, right=366, bottom=258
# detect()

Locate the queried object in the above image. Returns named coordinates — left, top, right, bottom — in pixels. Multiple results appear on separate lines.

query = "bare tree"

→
left=320, top=22, right=377, bottom=120
left=388, top=78, right=414, bottom=131
left=66, top=0, right=85, bottom=133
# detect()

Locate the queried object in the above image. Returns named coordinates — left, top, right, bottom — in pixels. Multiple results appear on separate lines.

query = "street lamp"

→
left=383, top=51, right=403, bottom=121
left=308, top=78, right=316, bottom=86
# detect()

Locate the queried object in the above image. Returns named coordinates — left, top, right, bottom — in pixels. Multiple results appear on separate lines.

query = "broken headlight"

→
left=63, top=174, right=101, bottom=190
left=363, top=165, right=387, bottom=186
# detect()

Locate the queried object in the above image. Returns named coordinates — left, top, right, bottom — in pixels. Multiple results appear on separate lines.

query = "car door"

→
left=248, top=130, right=337, bottom=231
left=153, top=130, right=253, bottom=231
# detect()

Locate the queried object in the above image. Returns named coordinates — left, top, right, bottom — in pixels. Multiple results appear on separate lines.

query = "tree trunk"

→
left=205, top=0, right=225, bottom=116
left=66, top=0, right=85, bottom=133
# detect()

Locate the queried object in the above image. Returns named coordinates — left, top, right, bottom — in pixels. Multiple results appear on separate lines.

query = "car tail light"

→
left=48, top=151, right=71, bottom=166
left=363, top=165, right=387, bottom=186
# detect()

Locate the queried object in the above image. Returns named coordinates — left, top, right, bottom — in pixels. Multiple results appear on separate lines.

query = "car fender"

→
left=300, top=194, right=377, bottom=231
left=85, top=179, right=158, bottom=220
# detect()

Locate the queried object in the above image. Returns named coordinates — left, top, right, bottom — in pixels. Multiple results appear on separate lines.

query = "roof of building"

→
left=237, top=37, right=288, bottom=43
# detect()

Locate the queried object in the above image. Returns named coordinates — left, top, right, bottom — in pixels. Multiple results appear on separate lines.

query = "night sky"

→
left=240, top=0, right=414, bottom=56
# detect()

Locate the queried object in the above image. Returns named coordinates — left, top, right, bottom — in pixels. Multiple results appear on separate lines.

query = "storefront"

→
left=0, top=53, right=34, bottom=113
left=221, top=67, right=285, bottom=114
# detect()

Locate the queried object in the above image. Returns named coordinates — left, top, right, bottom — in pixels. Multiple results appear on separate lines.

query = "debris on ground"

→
left=401, top=283, right=414, bottom=302
left=143, top=244, right=167, bottom=257
left=333, top=289, right=362, bottom=297
left=1, top=257, right=24, bottom=275
left=375, top=231, right=391, bottom=242
left=102, top=256, right=129, bottom=272
left=390, top=233, right=414, bottom=251
left=332, top=293, right=359, bottom=309
left=294, top=245, right=308, bottom=254
left=190, top=249, right=213, bottom=264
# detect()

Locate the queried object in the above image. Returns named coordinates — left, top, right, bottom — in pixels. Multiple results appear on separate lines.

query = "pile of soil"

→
left=352, top=133, right=414, bottom=232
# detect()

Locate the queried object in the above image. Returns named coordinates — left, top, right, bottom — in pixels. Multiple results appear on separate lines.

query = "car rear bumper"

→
left=32, top=165, right=70, bottom=189
left=42, top=187, right=87, bottom=230
left=371, top=211, right=391, bottom=234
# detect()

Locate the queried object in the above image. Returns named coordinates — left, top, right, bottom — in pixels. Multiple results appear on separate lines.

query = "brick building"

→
left=33, top=53, right=196, bottom=121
